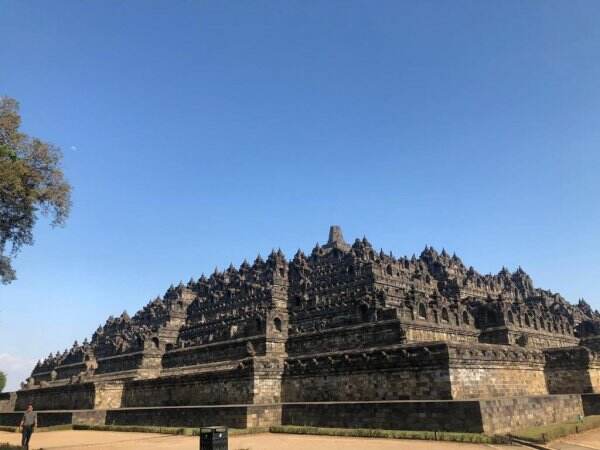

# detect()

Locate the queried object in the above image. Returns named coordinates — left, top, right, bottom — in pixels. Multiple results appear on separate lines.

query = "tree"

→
left=0, top=97, right=71, bottom=284
left=0, top=371, right=5, bottom=392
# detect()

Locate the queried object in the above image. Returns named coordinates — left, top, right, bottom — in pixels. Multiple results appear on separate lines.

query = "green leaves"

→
left=0, top=97, right=72, bottom=284
left=0, top=145, right=17, bottom=161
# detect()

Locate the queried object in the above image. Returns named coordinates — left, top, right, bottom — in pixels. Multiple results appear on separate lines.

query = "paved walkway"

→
left=549, top=428, right=600, bottom=450
left=0, top=430, right=515, bottom=450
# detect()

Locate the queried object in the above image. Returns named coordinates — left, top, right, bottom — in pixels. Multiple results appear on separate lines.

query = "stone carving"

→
left=25, top=226, right=600, bottom=402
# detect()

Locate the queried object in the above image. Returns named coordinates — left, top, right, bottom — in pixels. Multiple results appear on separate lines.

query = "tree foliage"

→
left=0, top=97, right=71, bottom=284
left=0, top=371, right=5, bottom=392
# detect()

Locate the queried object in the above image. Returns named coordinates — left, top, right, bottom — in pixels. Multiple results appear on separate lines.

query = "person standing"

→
left=19, top=403, right=37, bottom=450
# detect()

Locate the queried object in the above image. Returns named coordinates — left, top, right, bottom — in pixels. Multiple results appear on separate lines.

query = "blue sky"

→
left=1, top=1, right=599, bottom=390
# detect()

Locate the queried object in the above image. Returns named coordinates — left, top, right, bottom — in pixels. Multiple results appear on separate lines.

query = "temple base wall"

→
left=15, top=383, right=95, bottom=411
left=104, top=405, right=281, bottom=428
left=14, top=343, right=600, bottom=411
left=0, top=405, right=282, bottom=429
left=544, top=347, right=600, bottom=394
left=450, top=367, right=547, bottom=398
left=582, top=394, right=600, bottom=415
left=283, top=368, right=451, bottom=402
left=281, top=394, right=584, bottom=435
left=282, top=342, right=552, bottom=402
left=282, top=342, right=453, bottom=402
left=448, top=344, right=547, bottom=399
left=281, top=400, right=484, bottom=433
left=0, top=393, right=16, bottom=412
left=94, top=382, right=125, bottom=409
left=7, top=342, right=600, bottom=436
left=1, top=394, right=585, bottom=435
left=121, top=369, right=254, bottom=407
left=479, top=394, right=584, bottom=434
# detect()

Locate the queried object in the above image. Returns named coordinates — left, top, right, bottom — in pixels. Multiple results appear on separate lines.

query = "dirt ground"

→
left=549, top=428, right=600, bottom=450
left=0, top=430, right=516, bottom=450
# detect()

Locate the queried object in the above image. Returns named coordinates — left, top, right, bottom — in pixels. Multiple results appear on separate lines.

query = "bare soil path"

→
left=0, top=430, right=515, bottom=450
left=549, top=428, right=600, bottom=450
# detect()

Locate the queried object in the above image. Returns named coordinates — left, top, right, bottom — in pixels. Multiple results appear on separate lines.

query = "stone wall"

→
left=94, top=382, right=125, bottom=409
left=284, top=367, right=451, bottom=402
left=0, top=394, right=593, bottom=433
left=106, top=405, right=281, bottom=428
left=479, top=327, right=579, bottom=349
left=513, top=330, right=579, bottom=349
left=95, top=352, right=145, bottom=375
left=15, top=383, right=95, bottom=411
left=13, top=343, right=599, bottom=415
left=582, top=393, right=600, bottom=415
left=0, top=411, right=73, bottom=427
left=545, top=347, right=600, bottom=394
left=479, top=394, right=583, bottom=434
left=55, top=362, right=88, bottom=381
left=451, top=366, right=546, bottom=399
left=281, top=394, right=586, bottom=435
left=283, top=342, right=551, bottom=402
left=403, top=323, right=478, bottom=345
left=286, top=321, right=404, bottom=356
left=448, top=344, right=547, bottom=399
left=0, top=412, right=23, bottom=427
left=281, top=401, right=484, bottom=433
left=282, top=343, right=452, bottom=402
left=252, top=357, right=285, bottom=404
left=162, top=336, right=266, bottom=369
left=120, top=366, right=254, bottom=407
left=0, top=393, right=16, bottom=412
left=72, top=410, right=107, bottom=426
left=0, top=405, right=281, bottom=430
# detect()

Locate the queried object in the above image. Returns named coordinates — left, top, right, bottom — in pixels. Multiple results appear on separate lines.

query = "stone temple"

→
left=2, top=226, right=600, bottom=434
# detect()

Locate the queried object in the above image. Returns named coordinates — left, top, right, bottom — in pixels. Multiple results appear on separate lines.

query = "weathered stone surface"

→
left=281, top=400, right=485, bottom=432
left=0, top=393, right=16, bottom=412
left=105, top=405, right=281, bottom=428
left=545, top=346, right=600, bottom=394
left=15, top=383, right=95, bottom=411
left=6, top=226, right=600, bottom=433
left=479, top=394, right=583, bottom=434
left=582, top=393, right=600, bottom=415
left=0, top=411, right=73, bottom=427
left=283, top=395, right=585, bottom=435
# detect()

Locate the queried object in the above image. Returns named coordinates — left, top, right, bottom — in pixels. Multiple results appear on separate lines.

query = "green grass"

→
left=72, top=424, right=268, bottom=436
left=0, top=424, right=73, bottom=433
left=73, top=424, right=508, bottom=443
left=511, top=415, right=600, bottom=443
left=7, top=419, right=600, bottom=445
left=269, top=425, right=510, bottom=444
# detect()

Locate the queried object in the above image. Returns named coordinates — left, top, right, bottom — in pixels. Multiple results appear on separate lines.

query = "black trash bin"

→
left=200, top=426, right=228, bottom=450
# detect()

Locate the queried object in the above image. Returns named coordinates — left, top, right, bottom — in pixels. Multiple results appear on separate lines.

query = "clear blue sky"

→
left=1, top=1, right=599, bottom=390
